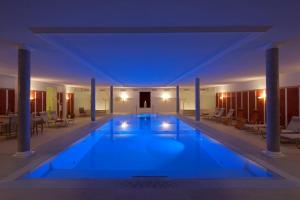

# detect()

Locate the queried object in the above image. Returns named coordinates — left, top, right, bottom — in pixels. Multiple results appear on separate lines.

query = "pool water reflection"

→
left=25, top=114, right=274, bottom=179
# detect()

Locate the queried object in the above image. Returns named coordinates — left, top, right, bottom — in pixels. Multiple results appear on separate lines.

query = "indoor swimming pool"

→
left=25, top=114, right=274, bottom=179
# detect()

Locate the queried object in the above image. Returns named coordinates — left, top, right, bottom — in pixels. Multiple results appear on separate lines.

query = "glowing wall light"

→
left=219, top=94, right=226, bottom=100
left=257, top=90, right=267, bottom=124
left=161, top=92, right=170, bottom=102
left=120, top=92, right=129, bottom=102
left=66, top=94, right=70, bottom=101
left=258, top=90, right=266, bottom=100
left=30, top=92, right=35, bottom=100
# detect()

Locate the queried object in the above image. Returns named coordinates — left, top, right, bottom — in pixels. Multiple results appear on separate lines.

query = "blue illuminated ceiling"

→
left=39, top=32, right=252, bottom=86
left=1, top=0, right=300, bottom=86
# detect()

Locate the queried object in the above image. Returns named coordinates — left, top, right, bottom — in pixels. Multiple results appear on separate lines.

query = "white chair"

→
left=221, top=109, right=235, bottom=124
left=281, top=116, right=300, bottom=134
left=211, top=108, right=225, bottom=121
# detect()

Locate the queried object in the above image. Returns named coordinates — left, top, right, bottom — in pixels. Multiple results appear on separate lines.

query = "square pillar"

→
left=176, top=85, right=180, bottom=114
left=91, top=78, right=96, bottom=121
left=195, top=78, right=200, bottom=121
left=15, top=48, right=32, bottom=157
left=110, top=85, right=113, bottom=114
left=265, top=47, right=282, bottom=157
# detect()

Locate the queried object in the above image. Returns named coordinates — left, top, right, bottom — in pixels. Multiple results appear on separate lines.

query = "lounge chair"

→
left=279, top=116, right=300, bottom=148
left=221, top=109, right=235, bottom=125
left=211, top=108, right=225, bottom=121
left=261, top=116, right=300, bottom=137
left=50, top=111, right=69, bottom=127
left=238, top=110, right=265, bottom=134
left=281, top=116, right=300, bottom=134
left=41, top=111, right=68, bottom=127
left=202, top=108, right=219, bottom=119
left=280, top=134, right=300, bottom=148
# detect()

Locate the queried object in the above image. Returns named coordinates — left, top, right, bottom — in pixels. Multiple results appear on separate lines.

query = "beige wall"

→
left=180, top=88, right=195, bottom=110
left=113, top=88, right=176, bottom=114
left=112, top=86, right=216, bottom=114
left=215, top=72, right=300, bottom=93
left=0, top=74, right=67, bottom=112
left=96, top=88, right=110, bottom=111
left=0, top=73, right=217, bottom=115
left=200, top=87, right=216, bottom=113
left=70, top=87, right=90, bottom=115
left=68, top=87, right=111, bottom=115
left=0, top=74, right=15, bottom=89
left=180, top=87, right=216, bottom=113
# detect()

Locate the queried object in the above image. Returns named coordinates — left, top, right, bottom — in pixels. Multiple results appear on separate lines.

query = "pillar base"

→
left=14, top=150, right=35, bottom=158
left=262, top=150, right=284, bottom=158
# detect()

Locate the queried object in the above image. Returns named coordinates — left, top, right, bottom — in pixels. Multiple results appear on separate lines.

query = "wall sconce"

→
left=219, top=95, right=225, bottom=100
left=258, top=90, right=266, bottom=100
left=30, top=92, right=35, bottom=100
left=161, top=92, right=170, bottom=102
left=120, top=92, right=129, bottom=102
left=66, top=94, right=70, bottom=101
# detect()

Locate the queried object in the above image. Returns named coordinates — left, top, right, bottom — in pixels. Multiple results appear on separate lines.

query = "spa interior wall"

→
left=215, top=72, right=300, bottom=127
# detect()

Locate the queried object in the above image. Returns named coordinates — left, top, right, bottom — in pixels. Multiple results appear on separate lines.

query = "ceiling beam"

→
left=30, top=26, right=272, bottom=34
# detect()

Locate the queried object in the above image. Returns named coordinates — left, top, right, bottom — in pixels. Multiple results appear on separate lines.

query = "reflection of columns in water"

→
left=176, top=118, right=180, bottom=140
left=110, top=119, right=114, bottom=141
left=139, top=115, right=151, bottom=130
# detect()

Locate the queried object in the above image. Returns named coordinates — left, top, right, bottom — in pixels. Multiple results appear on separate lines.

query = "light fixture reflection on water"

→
left=161, top=121, right=171, bottom=130
left=120, top=121, right=129, bottom=129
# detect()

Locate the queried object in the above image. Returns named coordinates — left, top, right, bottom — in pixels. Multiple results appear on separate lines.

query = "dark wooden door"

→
left=139, top=92, right=151, bottom=108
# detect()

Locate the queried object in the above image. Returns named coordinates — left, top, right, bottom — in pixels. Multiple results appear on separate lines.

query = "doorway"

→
left=139, top=92, right=151, bottom=108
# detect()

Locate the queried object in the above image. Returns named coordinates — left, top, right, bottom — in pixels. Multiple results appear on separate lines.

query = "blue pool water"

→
left=25, top=114, right=273, bottom=179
